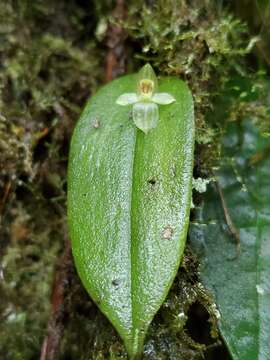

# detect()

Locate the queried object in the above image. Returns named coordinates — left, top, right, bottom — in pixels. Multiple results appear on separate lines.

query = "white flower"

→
left=116, top=64, right=175, bottom=134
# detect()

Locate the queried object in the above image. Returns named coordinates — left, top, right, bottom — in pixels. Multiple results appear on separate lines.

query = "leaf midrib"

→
left=130, top=126, right=138, bottom=350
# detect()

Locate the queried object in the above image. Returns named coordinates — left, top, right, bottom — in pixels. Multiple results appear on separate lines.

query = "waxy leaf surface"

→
left=190, top=119, right=270, bottom=360
left=68, top=75, right=194, bottom=358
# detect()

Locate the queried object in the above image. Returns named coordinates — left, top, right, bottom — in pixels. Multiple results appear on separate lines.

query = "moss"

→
left=0, top=1, right=103, bottom=359
left=0, top=0, right=269, bottom=359
left=122, top=1, right=258, bottom=131
left=121, top=0, right=269, bottom=174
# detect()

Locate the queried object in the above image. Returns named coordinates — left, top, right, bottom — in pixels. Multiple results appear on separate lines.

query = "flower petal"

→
left=137, top=64, right=158, bottom=94
left=132, top=102, right=159, bottom=134
left=152, top=93, right=176, bottom=105
left=116, top=93, right=138, bottom=106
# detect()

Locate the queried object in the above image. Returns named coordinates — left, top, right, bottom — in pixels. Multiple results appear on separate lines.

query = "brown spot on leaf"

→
left=162, top=226, right=173, bottom=240
left=92, top=118, right=101, bottom=129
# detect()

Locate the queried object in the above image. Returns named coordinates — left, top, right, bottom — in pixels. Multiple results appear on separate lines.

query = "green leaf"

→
left=190, top=120, right=270, bottom=360
left=68, top=74, right=194, bottom=358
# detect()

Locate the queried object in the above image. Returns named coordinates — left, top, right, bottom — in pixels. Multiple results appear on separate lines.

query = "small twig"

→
left=214, top=178, right=241, bottom=255
left=0, top=181, right=12, bottom=216
left=40, top=238, right=72, bottom=360
left=105, top=0, right=127, bottom=82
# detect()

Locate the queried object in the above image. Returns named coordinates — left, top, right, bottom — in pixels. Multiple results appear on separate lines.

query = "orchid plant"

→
left=116, top=64, right=176, bottom=133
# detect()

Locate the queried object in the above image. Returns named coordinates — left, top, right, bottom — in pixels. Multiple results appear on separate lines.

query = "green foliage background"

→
left=0, top=1, right=269, bottom=359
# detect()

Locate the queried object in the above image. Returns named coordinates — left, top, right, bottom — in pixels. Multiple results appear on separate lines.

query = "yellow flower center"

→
left=139, top=79, right=154, bottom=98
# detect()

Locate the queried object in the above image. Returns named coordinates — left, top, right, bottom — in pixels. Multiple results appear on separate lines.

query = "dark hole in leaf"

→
left=148, top=178, right=156, bottom=186
left=112, top=279, right=120, bottom=287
